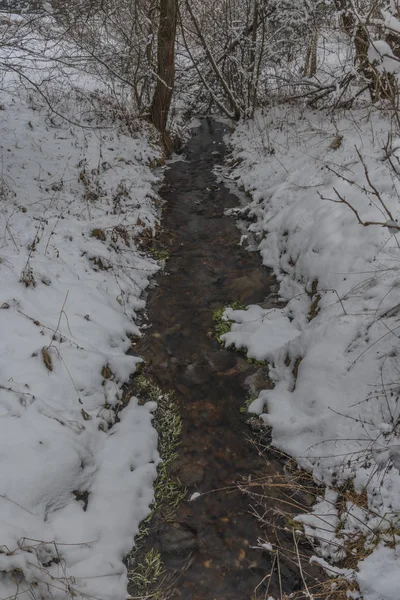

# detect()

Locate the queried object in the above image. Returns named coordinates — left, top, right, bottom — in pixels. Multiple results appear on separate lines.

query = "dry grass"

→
left=101, top=364, right=114, bottom=380
left=336, top=480, right=368, bottom=516
left=292, top=356, right=303, bottom=389
left=135, top=225, right=157, bottom=251
left=284, top=354, right=304, bottom=391
left=237, top=435, right=389, bottom=599
left=308, top=278, right=321, bottom=322
left=90, top=228, right=106, bottom=241
left=20, top=265, right=36, bottom=288
left=41, top=346, right=53, bottom=371
left=90, top=256, right=112, bottom=271
left=111, top=226, right=131, bottom=247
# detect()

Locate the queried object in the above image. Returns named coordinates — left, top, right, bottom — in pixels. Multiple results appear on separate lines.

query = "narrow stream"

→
left=131, top=120, right=320, bottom=599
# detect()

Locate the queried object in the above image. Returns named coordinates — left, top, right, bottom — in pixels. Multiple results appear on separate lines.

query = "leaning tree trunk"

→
left=150, top=0, right=178, bottom=133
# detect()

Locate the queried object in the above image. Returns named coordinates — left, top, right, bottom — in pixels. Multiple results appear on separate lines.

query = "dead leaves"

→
left=41, top=346, right=53, bottom=371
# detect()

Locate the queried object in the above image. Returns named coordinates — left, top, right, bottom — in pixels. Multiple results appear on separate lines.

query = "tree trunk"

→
left=150, top=0, right=178, bottom=133
left=247, top=0, right=259, bottom=112
left=303, top=31, right=318, bottom=77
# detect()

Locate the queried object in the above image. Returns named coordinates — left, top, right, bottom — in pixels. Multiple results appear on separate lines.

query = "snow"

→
left=382, top=9, right=400, bottom=36
left=221, top=305, right=299, bottom=361
left=189, top=492, right=201, bottom=501
left=368, top=40, right=400, bottom=74
left=0, top=31, right=162, bottom=600
left=228, top=106, right=400, bottom=599
left=357, top=544, right=400, bottom=600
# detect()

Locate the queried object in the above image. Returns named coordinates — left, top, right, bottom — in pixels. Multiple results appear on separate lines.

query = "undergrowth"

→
left=238, top=431, right=400, bottom=599
left=125, top=373, right=185, bottom=599
left=213, top=301, right=245, bottom=344
left=240, top=391, right=259, bottom=414
left=149, top=247, right=170, bottom=262
left=129, top=548, right=165, bottom=587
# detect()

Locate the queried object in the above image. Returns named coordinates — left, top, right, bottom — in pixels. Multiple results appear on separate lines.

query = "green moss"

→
left=126, top=375, right=185, bottom=597
left=134, top=375, right=182, bottom=473
left=128, top=549, right=165, bottom=594
left=335, top=520, right=345, bottom=535
left=246, top=357, right=266, bottom=366
left=149, top=247, right=170, bottom=261
left=213, top=301, right=245, bottom=345
left=284, top=515, right=304, bottom=533
left=240, top=391, right=259, bottom=414
left=127, top=374, right=185, bottom=545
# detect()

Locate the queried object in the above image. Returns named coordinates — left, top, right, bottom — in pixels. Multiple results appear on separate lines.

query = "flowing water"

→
left=129, top=119, right=322, bottom=599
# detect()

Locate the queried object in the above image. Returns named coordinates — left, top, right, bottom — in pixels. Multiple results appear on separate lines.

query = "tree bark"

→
left=150, top=0, right=178, bottom=133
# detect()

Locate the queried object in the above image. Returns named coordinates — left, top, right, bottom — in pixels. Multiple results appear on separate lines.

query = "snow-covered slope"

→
left=228, top=107, right=400, bottom=599
left=0, top=63, right=162, bottom=600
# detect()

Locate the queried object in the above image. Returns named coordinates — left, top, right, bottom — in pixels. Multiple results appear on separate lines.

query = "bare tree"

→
left=177, top=0, right=332, bottom=118
left=150, top=0, right=178, bottom=133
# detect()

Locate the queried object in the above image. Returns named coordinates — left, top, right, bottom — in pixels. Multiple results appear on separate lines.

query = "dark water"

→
left=130, top=120, right=322, bottom=599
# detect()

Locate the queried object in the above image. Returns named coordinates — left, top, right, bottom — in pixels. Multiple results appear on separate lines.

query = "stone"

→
left=158, top=522, right=198, bottom=568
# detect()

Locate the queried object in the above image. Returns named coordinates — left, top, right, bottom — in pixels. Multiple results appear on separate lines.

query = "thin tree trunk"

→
left=247, top=0, right=259, bottom=112
left=303, top=31, right=318, bottom=77
left=179, top=6, right=237, bottom=120
left=185, top=0, right=242, bottom=120
left=150, top=0, right=178, bottom=133
left=251, top=1, right=265, bottom=119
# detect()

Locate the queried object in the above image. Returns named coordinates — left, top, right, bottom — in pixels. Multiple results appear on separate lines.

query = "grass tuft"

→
left=42, top=346, right=53, bottom=371
left=101, top=365, right=113, bottom=380
left=126, top=374, right=184, bottom=597
left=213, top=301, right=245, bottom=344
left=128, top=549, right=165, bottom=591
left=149, top=247, right=170, bottom=262
left=90, top=228, right=106, bottom=241
left=20, top=265, right=36, bottom=288
left=240, top=391, right=259, bottom=414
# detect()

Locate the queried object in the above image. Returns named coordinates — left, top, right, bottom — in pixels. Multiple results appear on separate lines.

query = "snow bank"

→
left=222, top=305, right=300, bottom=361
left=228, top=106, right=400, bottom=598
left=0, top=57, right=162, bottom=600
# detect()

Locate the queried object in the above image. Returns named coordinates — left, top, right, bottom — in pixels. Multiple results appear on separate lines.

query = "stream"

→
left=129, top=119, right=321, bottom=599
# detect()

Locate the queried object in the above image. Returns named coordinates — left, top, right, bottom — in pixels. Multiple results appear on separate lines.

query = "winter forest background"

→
left=1, top=1, right=400, bottom=599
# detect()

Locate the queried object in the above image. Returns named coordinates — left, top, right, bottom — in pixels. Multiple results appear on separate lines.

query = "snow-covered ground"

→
left=228, top=107, right=400, bottom=598
left=0, top=36, right=163, bottom=600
